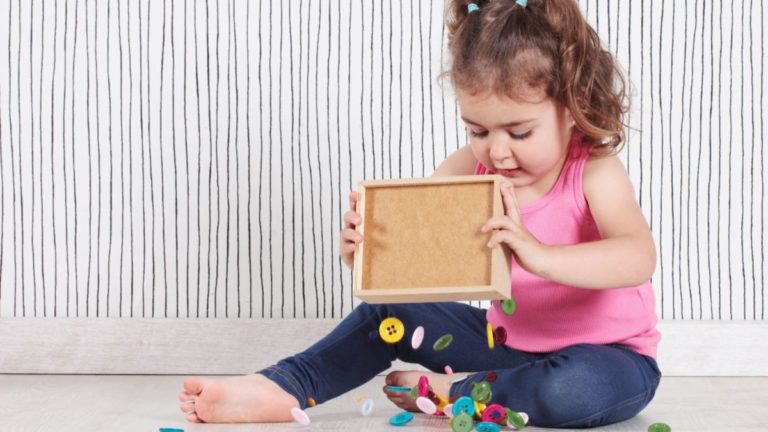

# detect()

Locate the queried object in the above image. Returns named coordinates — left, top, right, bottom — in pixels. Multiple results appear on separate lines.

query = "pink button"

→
left=418, top=375, right=430, bottom=397
left=411, top=326, right=425, bottom=349
left=416, top=396, right=437, bottom=415
left=481, top=404, right=506, bottom=424
left=290, top=407, right=311, bottom=426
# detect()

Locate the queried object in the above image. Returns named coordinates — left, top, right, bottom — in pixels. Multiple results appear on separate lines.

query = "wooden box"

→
left=353, top=175, right=512, bottom=304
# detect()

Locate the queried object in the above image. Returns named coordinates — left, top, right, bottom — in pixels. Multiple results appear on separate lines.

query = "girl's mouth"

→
left=496, top=168, right=522, bottom=177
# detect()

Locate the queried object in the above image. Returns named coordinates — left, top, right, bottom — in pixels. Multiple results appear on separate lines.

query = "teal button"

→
left=389, top=411, right=414, bottom=426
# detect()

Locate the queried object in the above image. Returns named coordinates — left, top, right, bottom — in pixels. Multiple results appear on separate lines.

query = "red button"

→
left=485, top=371, right=498, bottom=382
left=493, top=326, right=507, bottom=344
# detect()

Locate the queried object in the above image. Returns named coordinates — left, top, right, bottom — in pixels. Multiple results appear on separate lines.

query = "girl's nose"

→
left=488, top=138, right=512, bottom=162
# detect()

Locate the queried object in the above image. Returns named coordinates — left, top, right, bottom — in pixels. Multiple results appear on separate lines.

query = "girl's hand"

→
left=482, top=182, right=550, bottom=277
left=340, top=191, right=363, bottom=270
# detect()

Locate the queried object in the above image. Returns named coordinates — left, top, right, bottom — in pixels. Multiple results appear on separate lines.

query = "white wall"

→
left=0, top=0, right=765, bottom=321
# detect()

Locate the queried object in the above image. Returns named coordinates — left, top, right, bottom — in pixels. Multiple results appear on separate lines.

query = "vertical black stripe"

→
left=127, top=0, right=135, bottom=317
left=194, top=0, right=203, bottom=318
left=170, top=0, right=179, bottom=318
left=231, top=0, right=240, bottom=318
left=38, top=0, right=46, bottom=317
left=72, top=0, right=80, bottom=317
left=319, top=0, right=328, bottom=316
left=29, top=0, right=37, bottom=316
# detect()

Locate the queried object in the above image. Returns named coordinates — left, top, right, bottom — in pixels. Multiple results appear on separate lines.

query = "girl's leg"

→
left=449, top=343, right=662, bottom=428
left=258, top=301, right=539, bottom=409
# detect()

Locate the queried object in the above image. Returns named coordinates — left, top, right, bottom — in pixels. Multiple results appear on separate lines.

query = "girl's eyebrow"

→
left=461, top=116, right=535, bottom=128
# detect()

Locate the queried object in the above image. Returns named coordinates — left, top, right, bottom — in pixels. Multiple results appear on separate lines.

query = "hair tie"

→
left=515, top=0, right=528, bottom=7
left=468, top=3, right=480, bottom=14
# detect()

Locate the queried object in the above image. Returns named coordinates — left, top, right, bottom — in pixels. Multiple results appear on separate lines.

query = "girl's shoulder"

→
left=432, top=145, right=477, bottom=177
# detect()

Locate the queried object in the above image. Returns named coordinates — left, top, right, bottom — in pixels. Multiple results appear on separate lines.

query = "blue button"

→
left=385, top=385, right=412, bottom=393
left=451, top=396, right=476, bottom=417
left=475, top=421, right=502, bottom=432
left=388, top=411, right=414, bottom=426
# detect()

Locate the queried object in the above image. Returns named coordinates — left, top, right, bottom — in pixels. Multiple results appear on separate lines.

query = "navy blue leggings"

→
left=258, top=302, right=661, bottom=428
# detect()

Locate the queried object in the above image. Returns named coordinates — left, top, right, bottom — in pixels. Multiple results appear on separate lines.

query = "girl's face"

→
left=457, top=89, right=575, bottom=200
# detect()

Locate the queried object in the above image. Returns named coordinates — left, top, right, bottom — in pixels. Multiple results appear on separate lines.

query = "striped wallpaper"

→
left=0, top=0, right=764, bottom=320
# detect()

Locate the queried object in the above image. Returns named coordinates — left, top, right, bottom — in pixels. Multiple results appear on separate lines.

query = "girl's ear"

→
left=564, top=107, right=576, bottom=128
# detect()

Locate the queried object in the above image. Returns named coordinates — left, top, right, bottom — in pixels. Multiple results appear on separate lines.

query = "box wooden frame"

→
left=353, top=175, right=512, bottom=303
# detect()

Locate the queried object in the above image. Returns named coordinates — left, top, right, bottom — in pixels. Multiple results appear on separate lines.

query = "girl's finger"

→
left=342, top=228, right=363, bottom=243
left=488, top=231, right=515, bottom=249
left=481, top=216, right=516, bottom=233
left=349, top=191, right=358, bottom=212
left=501, top=182, right=522, bottom=224
left=343, top=211, right=362, bottom=229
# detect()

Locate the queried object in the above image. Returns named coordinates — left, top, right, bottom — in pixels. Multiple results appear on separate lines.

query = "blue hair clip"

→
left=468, top=3, right=480, bottom=14
left=516, top=0, right=528, bottom=7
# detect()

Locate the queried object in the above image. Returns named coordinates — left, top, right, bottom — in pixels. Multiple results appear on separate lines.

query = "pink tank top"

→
left=476, top=134, right=661, bottom=358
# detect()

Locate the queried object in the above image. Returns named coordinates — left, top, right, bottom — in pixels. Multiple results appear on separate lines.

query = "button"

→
left=389, top=411, right=414, bottom=426
left=418, top=375, right=430, bottom=397
left=433, top=333, right=454, bottom=351
left=481, top=404, right=506, bottom=424
left=444, top=365, right=454, bottom=374
left=485, top=371, right=498, bottom=382
left=500, top=298, right=516, bottom=315
left=379, top=317, right=405, bottom=343
left=470, top=381, right=492, bottom=403
left=647, top=423, right=672, bottom=432
left=416, top=396, right=437, bottom=415
left=506, top=409, right=527, bottom=430
left=451, top=396, right=475, bottom=417
left=385, top=385, right=411, bottom=393
left=475, top=422, right=502, bottom=432
left=450, top=412, right=474, bottom=432
left=290, top=407, right=311, bottom=426
left=411, top=325, right=425, bottom=349
left=473, top=401, right=487, bottom=418
left=493, top=326, right=507, bottom=344
left=486, top=323, right=495, bottom=349
left=306, top=396, right=317, bottom=407
left=361, top=399, right=374, bottom=416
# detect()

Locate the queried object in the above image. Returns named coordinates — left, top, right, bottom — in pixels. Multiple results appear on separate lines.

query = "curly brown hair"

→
left=442, top=0, right=630, bottom=155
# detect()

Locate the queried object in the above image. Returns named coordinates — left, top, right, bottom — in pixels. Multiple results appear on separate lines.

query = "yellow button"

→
left=486, top=322, right=495, bottom=349
left=379, top=317, right=405, bottom=343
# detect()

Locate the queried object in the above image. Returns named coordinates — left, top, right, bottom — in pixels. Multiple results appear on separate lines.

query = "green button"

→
left=410, top=386, right=418, bottom=399
left=470, top=381, right=492, bottom=403
left=451, top=412, right=474, bottom=432
left=433, top=334, right=454, bottom=351
left=506, top=408, right=526, bottom=429
left=501, top=298, right=516, bottom=315
left=647, top=423, right=671, bottom=432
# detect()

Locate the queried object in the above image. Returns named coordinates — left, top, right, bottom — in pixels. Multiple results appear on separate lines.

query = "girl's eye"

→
left=468, top=129, right=532, bottom=140
left=509, top=130, right=532, bottom=140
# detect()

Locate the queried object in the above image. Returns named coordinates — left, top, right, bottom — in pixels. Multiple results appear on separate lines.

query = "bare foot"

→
left=382, top=370, right=466, bottom=412
left=178, top=374, right=300, bottom=423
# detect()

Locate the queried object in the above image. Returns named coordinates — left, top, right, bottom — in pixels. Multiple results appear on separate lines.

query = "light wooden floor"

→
left=0, top=375, right=766, bottom=432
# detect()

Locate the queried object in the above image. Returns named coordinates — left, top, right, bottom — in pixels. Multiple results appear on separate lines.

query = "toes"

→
left=183, top=377, right=205, bottom=396
left=180, top=401, right=195, bottom=414
left=186, top=412, right=202, bottom=423
left=178, top=391, right=192, bottom=402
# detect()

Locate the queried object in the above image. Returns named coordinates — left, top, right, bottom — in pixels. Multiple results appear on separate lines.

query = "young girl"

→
left=178, top=0, right=661, bottom=428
